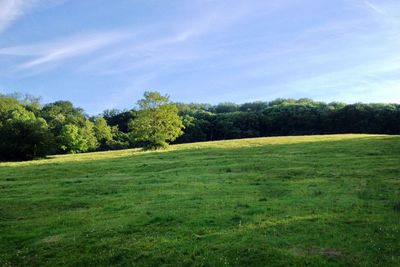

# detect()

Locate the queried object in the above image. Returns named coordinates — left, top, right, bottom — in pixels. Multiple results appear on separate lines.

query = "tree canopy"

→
left=1, top=91, right=400, bottom=161
left=128, top=92, right=184, bottom=149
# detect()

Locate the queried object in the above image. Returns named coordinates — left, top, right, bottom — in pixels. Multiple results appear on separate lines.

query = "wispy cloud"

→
left=0, top=0, right=33, bottom=33
left=363, top=1, right=387, bottom=15
left=0, top=0, right=69, bottom=35
left=0, top=31, right=131, bottom=70
left=80, top=0, right=290, bottom=76
left=2, top=0, right=400, bottom=113
left=2, top=0, right=293, bottom=76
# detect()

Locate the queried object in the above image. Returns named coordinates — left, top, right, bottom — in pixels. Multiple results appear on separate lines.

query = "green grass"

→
left=1, top=134, right=399, bottom=266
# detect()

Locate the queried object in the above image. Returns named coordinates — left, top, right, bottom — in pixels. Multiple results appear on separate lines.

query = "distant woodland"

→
left=1, top=92, right=399, bottom=161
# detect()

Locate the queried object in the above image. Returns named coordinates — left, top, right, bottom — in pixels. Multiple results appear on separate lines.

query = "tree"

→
left=59, top=124, right=85, bottom=153
left=42, top=101, right=100, bottom=153
left=128, top=91, right=184, bottom=149
left=59, top=121, right=98, bottom=153
left=103, top=109, right=136, bottom=132
left=0, top=95, right=51, bottom=160
left=105, top=126, right=131, bottom=150
left=214, top=102, right=239, bottom=113
left=93, top=117, right=113, bottom=149
left=41, top=101, right=86, bottom=133
left=0, top=116, right=51, bottom=161
left=80, top=120, right=99, bottom=151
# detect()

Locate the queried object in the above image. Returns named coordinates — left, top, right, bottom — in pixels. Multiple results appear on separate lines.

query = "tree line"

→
left=1, top=92, right=399, bottom=161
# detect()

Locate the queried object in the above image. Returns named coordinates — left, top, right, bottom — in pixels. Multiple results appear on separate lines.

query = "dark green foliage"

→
left=103, top=109, right=136, bottom=132
left=105, top=126, right=131, bottom=150
left=173, top=99, right=400, bottom=143
left=0, top=95, right=52, bottom=160
left=261, top=99, right=331, bottom=135
left=175, top=110, right=214, bottom=143
left=1, top=95, right=110, bottom=160
left=0, top=116, right=51, bottom=160
left=1, top=91, right=400, bottom=161
left=239, top=101, right=267, bottom=112
left=41, top=101, right=101, bottom=153
left=332, top=103, right=400, bottom=134
left=41, top=100, right=86, bottom=133
left=108, top=96, right=400, bottom=145
left=213, top=102, right=239, bottom=113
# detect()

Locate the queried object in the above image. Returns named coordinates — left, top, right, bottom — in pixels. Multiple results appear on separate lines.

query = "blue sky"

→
left=0, top=0, right=399, bottom=114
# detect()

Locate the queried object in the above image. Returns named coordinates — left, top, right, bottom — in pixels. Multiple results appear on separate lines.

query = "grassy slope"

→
left=0, top=134, right=399, bottom=266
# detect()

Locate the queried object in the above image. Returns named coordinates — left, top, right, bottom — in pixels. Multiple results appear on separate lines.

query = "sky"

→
left=0, top=0, right=399, bottom=114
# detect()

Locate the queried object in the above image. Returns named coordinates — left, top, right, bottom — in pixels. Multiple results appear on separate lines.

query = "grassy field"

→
left=0, top=134, right=399, bottom=266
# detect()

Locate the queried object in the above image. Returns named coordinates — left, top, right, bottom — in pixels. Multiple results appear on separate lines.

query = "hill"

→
left=0, top=134, right=399, bottom=266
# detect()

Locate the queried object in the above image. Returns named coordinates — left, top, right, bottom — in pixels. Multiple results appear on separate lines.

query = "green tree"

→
left=105, top=126, right=130, bottom=150
left=59, top=124, right=85, bottom=153
left=129, top=91, right=184, bottom=149
left=0, top=95, right=51, bottom=160
left=214, top=102, right=239, bottom=113
left=93, top=117, right=113, bottom=143
left=59, top=121, right=99, bottom=153
left=81, top=120, right=99, bottom=151
left=41, top=101, right=86, bottom=133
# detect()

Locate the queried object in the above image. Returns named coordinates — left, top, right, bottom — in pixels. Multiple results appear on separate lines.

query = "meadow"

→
left=0, top=134, right=399, bottom=266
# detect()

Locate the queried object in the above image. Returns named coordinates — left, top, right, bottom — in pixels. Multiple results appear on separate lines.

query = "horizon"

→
left=3, top=91, right=400, bottom=116
left=1, top=0, right=400, bottom=114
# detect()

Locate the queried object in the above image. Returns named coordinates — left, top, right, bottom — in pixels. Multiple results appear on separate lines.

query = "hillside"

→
left=1, top=134, right=399, bottom=266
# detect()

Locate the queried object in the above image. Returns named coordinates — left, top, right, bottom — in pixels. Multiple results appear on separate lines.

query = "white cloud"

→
left=0, top=0, right=38, bottom=34
left=79, top=0, right=286, bottom=75
left=364, top=1, right=386, bottom=15
left=2, top=0, right=295, bottom=75
left=0, top=31, right=130, bottom=70
left=0, top=0, right=68, bottom=34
